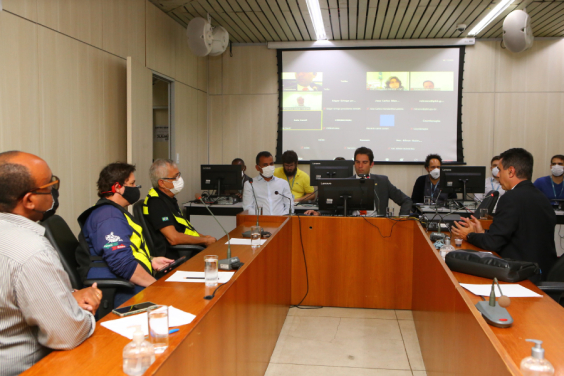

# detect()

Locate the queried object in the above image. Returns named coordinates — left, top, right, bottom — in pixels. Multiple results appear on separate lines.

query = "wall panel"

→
left=2, top=0, right=38, bottom=21
left=146, top=0, right=176, bottom=78
left=222, top=45, right=277, bottom=95
left=102, top=0, right=145, bottom=62
left=463, top=41, right=496, bottom=93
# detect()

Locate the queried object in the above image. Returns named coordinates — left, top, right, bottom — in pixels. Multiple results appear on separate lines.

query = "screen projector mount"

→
left=186, top=14, right=229, bottom=57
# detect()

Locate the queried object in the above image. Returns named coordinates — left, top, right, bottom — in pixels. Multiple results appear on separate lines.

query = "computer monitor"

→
left=439, top=166, right=486, bottom=200
left=200, top=165, right=242, bottom=194
left=317, top=178, right=375, bottom=216
left=310, top=160, right=355, bottom=186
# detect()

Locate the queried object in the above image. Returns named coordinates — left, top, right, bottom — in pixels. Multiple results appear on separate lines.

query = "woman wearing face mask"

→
left=411, top=154, right=457, bottom=205
left=474, top=156, right=506, bottom=211
left=534, top=154, right=564, bottom=205
left=76, top=162, right=174, bottom=307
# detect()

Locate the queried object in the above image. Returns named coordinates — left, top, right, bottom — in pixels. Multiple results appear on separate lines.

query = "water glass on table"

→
left=204, top=255, right=218, bottom=286
left=480, top=208, right=488, bottom=220
left=147, top=305, right=169, bottom=354
left=424, top=196, right=432, bottom=206
left=250, top=226, right=262, bottom=248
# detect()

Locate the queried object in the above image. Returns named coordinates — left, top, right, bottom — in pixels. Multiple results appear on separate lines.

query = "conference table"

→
left=24, top=213, right=564, bottom=376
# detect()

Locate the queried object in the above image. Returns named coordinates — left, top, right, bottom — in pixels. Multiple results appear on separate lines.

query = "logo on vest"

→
left=105, top=232, right=123, bottom=242
left=162, top=217, right=169, bottom=221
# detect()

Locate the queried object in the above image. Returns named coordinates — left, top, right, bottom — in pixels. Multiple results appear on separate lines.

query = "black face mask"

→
left=120, top=185, right=141, bottom=205
left=37, top=188, right=59, bottom=222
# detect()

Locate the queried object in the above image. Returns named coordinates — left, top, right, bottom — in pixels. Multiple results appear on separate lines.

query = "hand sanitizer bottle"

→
left=123, top=326, right=156, bottom=376
left=520, top=339, right=554, bottom=375
left=439, top=237, right=455, bottom=260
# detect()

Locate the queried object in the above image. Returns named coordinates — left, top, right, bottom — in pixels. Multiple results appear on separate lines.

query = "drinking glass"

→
left=147, top=305, right=169, bottom=354
left=250, top=226, right=262, bottom=248
left=204, top=255, right=218, bottom=286
left=480, top=208, right=488, bottom=220
left=424, top=196, right=432, bottom=206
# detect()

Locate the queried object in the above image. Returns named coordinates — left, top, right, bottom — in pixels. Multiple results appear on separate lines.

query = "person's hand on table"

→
left=73, top=282, right=102, bottom=314
left=152, top=257, right=174, bottom=271
left=202, top=235, right=217, bottom=246
left=304, top=210, right=319, bottom=216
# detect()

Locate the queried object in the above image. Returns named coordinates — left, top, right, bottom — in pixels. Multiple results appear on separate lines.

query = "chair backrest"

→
left=547, top=255, right=564, bottom=282
left=40, top=215, right=82, bottom=289
left=132, top=200, right=155, bottom=252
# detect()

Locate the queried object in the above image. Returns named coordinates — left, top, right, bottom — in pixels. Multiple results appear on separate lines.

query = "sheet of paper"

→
left=225, top=238, right=267, bottom=245
left=101, top=306, right=196, bottom=339
left=165, top=271, right=235, bottom=283
left=460, top=283, right=542, bottom=298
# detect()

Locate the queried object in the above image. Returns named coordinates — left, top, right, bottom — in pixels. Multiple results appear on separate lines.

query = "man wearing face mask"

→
left=534, top=154, right=564, bottom=205
left=143, top=159, right=216, bottom=259
left=474, top=156, right=506, bottom=211
left=452, top=148, right=557, bottom=280
left=77, top=163, right=174, bottom=307
left=0, top=151, right=100, bottom=375
left=243, top=151, right=294, bottom=215
left=274, top=150, right=315, bottom=203
left=411, top=154, right=457, bottom=205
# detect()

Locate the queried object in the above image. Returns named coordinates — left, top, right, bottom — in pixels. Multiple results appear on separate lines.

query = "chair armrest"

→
left=537, top=281, right=564, bottom=294
left=170, top=244, right=205, bottom=251
left=83, top=279, right=135, bottom=289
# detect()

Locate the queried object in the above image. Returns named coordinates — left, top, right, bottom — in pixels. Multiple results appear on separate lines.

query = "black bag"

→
left=445, top=250, right=540, bottom=282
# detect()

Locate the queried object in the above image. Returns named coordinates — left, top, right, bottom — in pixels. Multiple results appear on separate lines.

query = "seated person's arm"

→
left=387, top=179, right=413, bottom=215
left=242, top=181, right=256, bottom=214
left=295, top=183, right=316, bottom=202
left=159, top=225, right=216, bottom=246
left=130, top=263, right=157, bottom=287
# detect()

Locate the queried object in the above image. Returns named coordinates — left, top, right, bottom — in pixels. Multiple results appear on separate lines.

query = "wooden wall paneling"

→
left=264, top=0, right=298, bottom=40
left=463, top=41, right=497, bottom=93
left=208, top=55, right=223, bottom=95
left=443, top=0, right=487, bottom=38
left=222, top=45, right=277, bottom=95
left=197, top=56, right=208, bottom=92
left=37, top=0, right=60, bottom=33
left=2, top=0, right=38, bottom=21
left=433, top=0, right=471, bottom=38
left=174, top=83, right=197, bottom=203
left=0, top=11, right=40, bottom=153
left=450, top=0, right=495, bottom=38
left=426, top=0, right=461, bottom=38
left=102, top=0, right=146, bottom=63
left=204, top=0, right=252, bottom=43
left=327, top=0, right=342, bottom=40
left=460, top=93, right=495, bottom=167
left=409, top=0, right=439, bottom=39
left=208, top=95, right=224, bottom=164
left=370, top=164, right=425, bottom=213
left=246, top=0, right=281, bottom=40
left=268, top=0, right=303, bottom=41
left=247, top=0, right=288, bottom=41
left=221, top=95, right=278, bottom=166
left=386, top=0, right=409, bottom=40
left=287, top=0, right=311, bottom=40
left=146, top=0, right=176, bottom=78
left=127, top=56, right=153, bottom=193
left=197, top=90, right=209, bottom=166
left=532, top=3, right=564, bottom=35
left=217, top=0, right=262, bottom=43
left=173, top=22, right=198, bottom=88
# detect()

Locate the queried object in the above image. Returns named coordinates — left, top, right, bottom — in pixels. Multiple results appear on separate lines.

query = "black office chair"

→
left=537, top=256, right=564, bottom=306
left=40, top=215, right=134, bottom=319
left=132, top=200, right=204, bottom=261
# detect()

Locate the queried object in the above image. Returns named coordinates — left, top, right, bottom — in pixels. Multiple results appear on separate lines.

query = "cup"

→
left=147, top=305, right=169, bottom=354
left=454, top=238, right=463, bottom=247
left=479, top=208, right=488, bottom=220
left=424, top=196, right=431, bottom=206
left=204, top=255, right=218, bottom=286
left=257, top=206, right=263, bottom=215
left=250, top=226, right=262, bottom=248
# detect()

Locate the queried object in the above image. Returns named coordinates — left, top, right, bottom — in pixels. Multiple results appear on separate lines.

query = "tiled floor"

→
left=266, top=307, right=426, bottom=376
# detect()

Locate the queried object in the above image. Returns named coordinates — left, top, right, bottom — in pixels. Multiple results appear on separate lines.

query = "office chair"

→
left=40, top=215, right=134, bottom=319
left=132, top=201, right=204, bottom=261
left=537, top=256, right=564, bottom=307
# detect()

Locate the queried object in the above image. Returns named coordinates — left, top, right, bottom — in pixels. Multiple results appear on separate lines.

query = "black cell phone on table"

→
left=161, top=256, right=187, bottom=274
left=112, top=302, right=158, bottom=317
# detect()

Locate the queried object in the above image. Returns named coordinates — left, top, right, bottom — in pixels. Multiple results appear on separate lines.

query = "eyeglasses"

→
left=161, top=172, right=181, bottom=181
left=30, top=175, right=60, bottom=195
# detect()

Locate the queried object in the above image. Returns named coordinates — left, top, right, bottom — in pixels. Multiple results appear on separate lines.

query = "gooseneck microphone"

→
left=198, top=198, right=242, bottom=270
left=275, top=191, right=293, bottom=215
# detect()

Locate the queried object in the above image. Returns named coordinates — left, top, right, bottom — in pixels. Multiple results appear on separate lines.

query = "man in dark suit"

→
left=452, top=148, right=557, bottom=280
left=352, top=147, right=412, bottom=216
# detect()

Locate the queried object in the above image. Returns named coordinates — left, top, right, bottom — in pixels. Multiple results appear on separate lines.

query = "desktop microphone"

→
left=241, top=178, right=271, bottom=238
left=275, top=191, right=293, bottom=215
left=475, top=278, right=513, bottom=328
left=198, top=198, right=243, bottom=270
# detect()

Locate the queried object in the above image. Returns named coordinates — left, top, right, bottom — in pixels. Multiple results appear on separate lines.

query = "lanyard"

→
left=551, top=178, right=564, bottom=198
left=490, top=178, right=500, bottom=192
left=287, top=174, right=296, bottom=190
left=430, top=180, right=439, bottom=198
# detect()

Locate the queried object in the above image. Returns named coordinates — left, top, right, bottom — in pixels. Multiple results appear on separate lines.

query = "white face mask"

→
left=169, top=176, right=184, bottom=195
left=261, top=165, right=275, bottom=178
left=492, top=166, right=500, bottom=178
left=429, top=168, right=440, bottom=180
left=551, top=165, right=564, bottom=177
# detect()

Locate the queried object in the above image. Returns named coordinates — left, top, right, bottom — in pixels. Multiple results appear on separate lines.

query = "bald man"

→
left=0, top=151, right=100, bottom=375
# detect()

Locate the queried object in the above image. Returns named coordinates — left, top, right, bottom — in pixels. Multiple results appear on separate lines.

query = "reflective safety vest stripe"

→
left=122, top=212, right=153, bottom=273
left=143, top=188, right=200, bottom=237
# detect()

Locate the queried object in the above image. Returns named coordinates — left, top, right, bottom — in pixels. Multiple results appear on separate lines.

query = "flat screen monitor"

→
left=310, top=160, right=355, bottom=186
left=200, top=165, right=242, bottom=194
left=439, top=166, right=486, bottom=197
left=318, top=178, right=374, bottom=216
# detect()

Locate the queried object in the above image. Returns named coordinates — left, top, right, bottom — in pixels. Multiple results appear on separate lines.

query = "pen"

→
left=168, top=329, right=179, bottom=334
left=185, top=277, right=205, bottom=279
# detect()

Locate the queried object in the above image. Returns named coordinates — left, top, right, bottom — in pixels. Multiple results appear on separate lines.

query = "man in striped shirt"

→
left=0, top=151, right=101, bottom=376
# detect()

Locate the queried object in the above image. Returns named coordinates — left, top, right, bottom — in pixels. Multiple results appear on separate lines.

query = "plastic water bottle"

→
left=123, top=326, right=156, bottom=375
left=520, top=339, right=554, bottom=375
left=439, top=237, right=455, bottom=260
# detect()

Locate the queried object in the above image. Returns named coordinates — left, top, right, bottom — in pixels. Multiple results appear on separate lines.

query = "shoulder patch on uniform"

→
left=105, top=232, right=122, bottom=242
left=162, top=217, right=169, bottom=221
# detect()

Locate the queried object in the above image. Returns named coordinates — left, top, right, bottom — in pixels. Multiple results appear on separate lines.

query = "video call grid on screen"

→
left=278, top=47, right=464, bottom=163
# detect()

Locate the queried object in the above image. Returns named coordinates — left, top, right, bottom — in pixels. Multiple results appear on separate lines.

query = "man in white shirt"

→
left=475, top=155, right=506, bottom=212
left=243, top=151, right=294, bottom=215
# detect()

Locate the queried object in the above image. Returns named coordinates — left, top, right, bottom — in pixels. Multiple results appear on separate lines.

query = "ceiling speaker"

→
left=209, top=26, right=229, bottom=56
left=503, top=10, right=534, bottom=53
left=186, top=17, right=213, bottom=57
